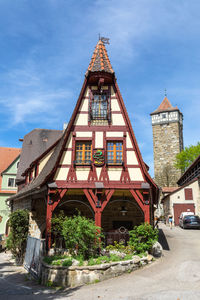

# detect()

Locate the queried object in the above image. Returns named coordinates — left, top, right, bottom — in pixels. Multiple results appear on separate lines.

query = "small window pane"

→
left=8, top=178, right=15, bottom=187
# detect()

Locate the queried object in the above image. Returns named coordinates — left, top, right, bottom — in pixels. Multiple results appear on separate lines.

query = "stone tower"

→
left=151, top=97, right=183, bottom=187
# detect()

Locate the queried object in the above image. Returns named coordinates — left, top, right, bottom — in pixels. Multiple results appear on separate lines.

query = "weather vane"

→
left=164, top=88, right=167, bottom=97
left=99, top=34, right=110, bottom=44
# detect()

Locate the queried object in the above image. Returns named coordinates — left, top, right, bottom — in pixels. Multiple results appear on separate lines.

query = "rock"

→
left=109, top=250, right=126, bottom=259
left=49, top=248, right=55, bottom=256
left=72, top=259, right=79, bottom=266
left=132, top=256, right=140, bottom=264
left=151, top=241, right=163, bottom=257
left=147, top=254, right=153, bottom=262
left=101, top=249, right=110, bottom=256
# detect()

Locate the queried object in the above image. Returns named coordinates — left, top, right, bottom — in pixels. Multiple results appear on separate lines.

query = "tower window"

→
left=75, top=142, right=92, bottom=165
left=91, top=93, right=108, bottom=120
left=107, top=141, right=123, bottom=164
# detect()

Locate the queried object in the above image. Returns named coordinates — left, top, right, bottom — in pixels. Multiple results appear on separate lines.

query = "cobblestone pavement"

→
left=0, top=224, right=200, bottom=299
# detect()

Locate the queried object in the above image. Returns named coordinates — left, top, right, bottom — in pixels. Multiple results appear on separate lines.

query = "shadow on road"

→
left=158, top=228, right=170, bottom=251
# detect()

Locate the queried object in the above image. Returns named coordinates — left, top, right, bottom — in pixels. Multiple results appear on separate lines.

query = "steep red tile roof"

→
left=151, top=97, right=178, bottom=114
left=86, top=40, right=114, bottom=76
left=0, top=147, right=21, bottom=188
left=162, top=187, right=178, bottom=193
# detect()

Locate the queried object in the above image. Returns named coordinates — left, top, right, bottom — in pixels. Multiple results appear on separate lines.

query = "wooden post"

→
left=144, top=205, right=150, bottom=223
left=95, top=209, right=102, bottom=228
left=46, top=194, right=52, bottom=251
left=45, top=188, right=67, bottom=251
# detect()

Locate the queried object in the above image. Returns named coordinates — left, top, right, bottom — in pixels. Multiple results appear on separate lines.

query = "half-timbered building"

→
left=10, top=40, right=159, bottom=248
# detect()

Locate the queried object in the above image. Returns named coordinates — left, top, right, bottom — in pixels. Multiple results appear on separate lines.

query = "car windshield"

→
left=184, top=216, right=199, bottom=221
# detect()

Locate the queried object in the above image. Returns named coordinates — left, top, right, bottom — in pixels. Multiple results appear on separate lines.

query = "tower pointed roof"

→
left=86, top=40, right=114, bottom=76
left=151, top=96, right=178, bottom=115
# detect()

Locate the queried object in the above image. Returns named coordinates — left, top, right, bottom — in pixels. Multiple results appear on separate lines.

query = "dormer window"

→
left=8, top=178, right=16, bottom=187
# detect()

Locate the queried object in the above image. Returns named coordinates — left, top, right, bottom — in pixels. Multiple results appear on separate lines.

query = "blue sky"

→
left=0, top=0, right=200, bottom=176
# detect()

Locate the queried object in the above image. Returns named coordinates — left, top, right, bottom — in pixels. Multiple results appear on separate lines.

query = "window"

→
left=75, top=142, right=92, bottom=164
left=91, top=94, right=108, bottom=120
left=184, top=188, right=193, bottom=200
left=8, top=178, right=16, bottom=187
left=107, top=141, right=123, bottom=164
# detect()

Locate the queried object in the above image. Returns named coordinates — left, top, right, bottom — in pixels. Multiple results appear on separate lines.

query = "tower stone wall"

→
left=151, top=97, right=183, bottom=187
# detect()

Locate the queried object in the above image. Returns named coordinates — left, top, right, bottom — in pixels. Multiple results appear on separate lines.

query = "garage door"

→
left=173, top=204, right=195, bottom=226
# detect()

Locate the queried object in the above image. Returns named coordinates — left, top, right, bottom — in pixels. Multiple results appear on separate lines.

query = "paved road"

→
left=0, top=224, right=200, bottom=299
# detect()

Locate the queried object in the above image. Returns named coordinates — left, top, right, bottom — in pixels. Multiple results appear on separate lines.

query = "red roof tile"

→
left=0, top=147, right=21, bottom=188
left=86, top=40, right=114, bottom=76
left=162, top=187, right=178, bottom=193
left=151, top=97, right=178, bottom=114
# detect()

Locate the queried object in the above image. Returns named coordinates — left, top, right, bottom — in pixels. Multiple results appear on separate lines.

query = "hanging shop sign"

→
left=93, top=149, right=105, bottom=167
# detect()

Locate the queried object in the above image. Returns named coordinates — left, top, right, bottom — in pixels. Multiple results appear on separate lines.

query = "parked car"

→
left=179, top=215, right=200, bottom=229
left=179, top=212, right=194, bottom=227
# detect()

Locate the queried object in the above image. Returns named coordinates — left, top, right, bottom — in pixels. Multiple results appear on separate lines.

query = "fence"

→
left=24, top=236, right=45, bottom=279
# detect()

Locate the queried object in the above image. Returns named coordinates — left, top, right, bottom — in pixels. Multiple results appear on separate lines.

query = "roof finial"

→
left=98, top=34, right=110, bottom=45
left=164, top=88, right=167, bottom=97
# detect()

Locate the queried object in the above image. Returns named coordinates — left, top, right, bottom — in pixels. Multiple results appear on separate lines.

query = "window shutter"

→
left=184, top=188, right=193, bottom=200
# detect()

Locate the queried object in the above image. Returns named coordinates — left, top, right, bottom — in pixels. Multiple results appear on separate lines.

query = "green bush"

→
left=51, top=211, right=65, bottom=247
left=43, top=255, right=68, bottom=265
left=62, top=259, right=73, bottom=267
left=106, top=241, right=134, bottom=254
left=128, top=223, right=158, bottom=254
left=6, top=209, right=29, bottom=264
left=62, top=214, right=103, bottom=260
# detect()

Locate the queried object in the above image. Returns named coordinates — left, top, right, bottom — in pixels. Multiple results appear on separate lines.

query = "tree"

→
left=174, top=142, right=200, bottom=172
left=6, top=209, right=29, bottom=264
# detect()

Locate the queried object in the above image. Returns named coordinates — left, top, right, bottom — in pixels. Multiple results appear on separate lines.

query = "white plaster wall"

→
left=39, top=149, right=54, bottom=174
left=127, top=151, right=138, bottom=165
left=107, top=168, right=122, bottom=181
left=60, top=150, right=72, bottom=165
left=106, top=132, right=123, bottom=137
left=112, top=114, right=125, bottom=126
left=76, top=132, right=92, bottom=137
left=79, top=99, right=88, bottom=112
left=111, top=86, right=115, bottom=97
left=169, top=180, right=200, bottom=216
left=128, top=168, right=144, bottom=181
left=65, top=133, right=72, bottom=148
left=54, top=167, right=69, bottom=180
left=84, top=87, right=90, bottom=97
left=74, top=113, right=88, bottom=126
left=126, top=133, right=133, bottom=148
left=111, top=99, right=120, bottom=111
left=95, top=132, right=103, bottom=148
left=96, top=168, right=102, bottom=180
left=76, top=168, right=90, bottom=180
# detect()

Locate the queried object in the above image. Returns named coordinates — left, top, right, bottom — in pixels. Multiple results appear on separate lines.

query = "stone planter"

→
left=41, top=254, right=153, bottom=287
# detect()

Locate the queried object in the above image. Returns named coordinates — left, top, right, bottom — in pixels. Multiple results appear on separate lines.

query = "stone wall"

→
left=41, top=255, right=153, bottom=287
left=152, top=122, right=183, bottom=187
left=13, top=196, right=46, bottom=239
